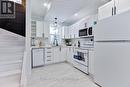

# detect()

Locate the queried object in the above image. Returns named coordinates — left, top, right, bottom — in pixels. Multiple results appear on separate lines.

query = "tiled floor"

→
left=27, top=63, right=98, bottom=87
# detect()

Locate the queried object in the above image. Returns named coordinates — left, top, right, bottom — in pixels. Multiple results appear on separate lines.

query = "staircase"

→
left=0, top=28, right=25, bottom=87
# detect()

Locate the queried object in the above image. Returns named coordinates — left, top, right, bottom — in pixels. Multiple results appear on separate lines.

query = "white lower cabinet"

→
left=45, top=47, right=53, bottom=65
left=32, top=48, right=44, bottom=67
left=53, top=47, right=60, bottom=63
left=66, top=47, right=74, bottom=64
left=60, top=47, right=67, bottom=62
left=88, top=49, right=94, bottom=76
left=53, top=47, right=66, bottom=63
left=32, top=46, right=75, bottom=67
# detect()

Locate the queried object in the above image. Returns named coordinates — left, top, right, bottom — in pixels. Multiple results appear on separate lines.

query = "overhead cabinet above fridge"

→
left=98, top=0, right=130, bottom=20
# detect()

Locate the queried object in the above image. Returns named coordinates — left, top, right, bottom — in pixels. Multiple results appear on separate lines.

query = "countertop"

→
left=31, top=46, right=94, bottom=50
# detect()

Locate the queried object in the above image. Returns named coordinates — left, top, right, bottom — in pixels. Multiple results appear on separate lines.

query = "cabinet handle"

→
left=47, top=60, right=51, bottom=61
left=112, top=7, right=114, bottom=16
left=114, top=6, right=116, bottom=15
left=47, top=56, right=51, bottom=57
left=59, top=47, right=61, bottom=51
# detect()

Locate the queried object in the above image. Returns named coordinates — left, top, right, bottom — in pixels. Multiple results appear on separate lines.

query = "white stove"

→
left=73, top=48, right=89, bottom=74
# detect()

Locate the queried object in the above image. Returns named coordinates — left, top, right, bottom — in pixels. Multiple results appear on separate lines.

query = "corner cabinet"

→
left=98, top=0, right=130, bottom=20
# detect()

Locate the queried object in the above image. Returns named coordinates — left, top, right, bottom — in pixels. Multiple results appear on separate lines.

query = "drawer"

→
left=45, top=57, right=53, bottom=65
left=45, top=53, right=52, bottom=56
left=45, top=55, right=52, bottom=58
left=45, top=48, right=52, bottom=52
left=73, top=61, right=88, bottom=74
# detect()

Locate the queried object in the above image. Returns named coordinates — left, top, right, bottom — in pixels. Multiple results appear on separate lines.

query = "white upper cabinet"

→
left=98, top=0, right=115, bottom=20
left=64, top=26, right=70, bottom=39
left=61, top=26, right=65, bottom=39
left=43, top=22, right=50, bottom=38
left=115, top=0, right=130, bottom=15
left=36, top=21, right=44, bottom=37
left=98, top=0, right=130, bottom=20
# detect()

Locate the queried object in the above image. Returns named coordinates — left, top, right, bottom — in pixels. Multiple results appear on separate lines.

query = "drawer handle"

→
left=47, top=60, right=51, bottom=61
left=47, top=56, right=51, bottom=57
left=47, top=52, right=52, bottom=53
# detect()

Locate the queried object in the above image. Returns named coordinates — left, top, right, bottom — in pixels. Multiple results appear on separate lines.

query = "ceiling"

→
left=31, top=0, right=51, bottom=19
left=31, top=0, right=110, bottom=25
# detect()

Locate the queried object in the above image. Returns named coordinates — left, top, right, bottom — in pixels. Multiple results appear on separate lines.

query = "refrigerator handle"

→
left=114, top=6, right=116, bottom=15
left=112, top=7, right=114, bottom=16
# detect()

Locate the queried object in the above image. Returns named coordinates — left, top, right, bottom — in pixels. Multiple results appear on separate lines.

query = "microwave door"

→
left=79, top=29, right=88, bottom=37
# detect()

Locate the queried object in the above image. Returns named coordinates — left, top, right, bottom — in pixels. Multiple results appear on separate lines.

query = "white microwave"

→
left=79, top=28, right=88, bottom=37
left=79, top=27, right=93, bottom=37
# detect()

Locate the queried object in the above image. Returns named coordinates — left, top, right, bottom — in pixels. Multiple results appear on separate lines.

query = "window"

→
left=50, top=24, right=61, bottom=46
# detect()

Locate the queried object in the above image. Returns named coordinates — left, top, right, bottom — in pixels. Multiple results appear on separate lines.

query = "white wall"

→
left=72, top=14, right=98, bottom=28
left=21, top=0, right=32, bottom=87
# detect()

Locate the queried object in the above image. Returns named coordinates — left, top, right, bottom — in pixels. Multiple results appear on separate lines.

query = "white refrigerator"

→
left=94, top=10, right=130, bottom=87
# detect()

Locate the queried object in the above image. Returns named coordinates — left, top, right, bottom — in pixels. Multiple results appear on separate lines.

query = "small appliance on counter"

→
left=64, top=39, right=72, bottom=46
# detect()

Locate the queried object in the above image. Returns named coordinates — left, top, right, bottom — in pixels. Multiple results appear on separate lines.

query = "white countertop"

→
left=31, top=46, right=94, bottom=50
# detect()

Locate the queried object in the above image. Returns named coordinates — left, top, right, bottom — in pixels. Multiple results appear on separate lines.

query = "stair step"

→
left=0, top=53, right=23, bottom=61
left=0, top=47, right=25, bottom=54
left=0, top=60, right=22, bottom=65
left=0, top=69, right=21, bottom=77
left=0, top=74, right=20, bottom=87
left=0, top=61, right=22, bottom=72
left=0, top=28, right=24, bottom=87
left=0, top=28, right=24, bottom=39
left=0, top=36, right=25, bottom=43
left=0, top=42, right=25, bottom=46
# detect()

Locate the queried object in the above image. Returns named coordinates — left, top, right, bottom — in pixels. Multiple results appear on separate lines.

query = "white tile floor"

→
left=27, top=63, right=98, bottom=87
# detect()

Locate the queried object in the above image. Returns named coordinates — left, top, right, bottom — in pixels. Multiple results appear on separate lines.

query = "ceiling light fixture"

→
left=43, top=2, right=51, bottom=10
left=47, top=2, right=51, bottom=10
left=74, top=13, right=78, bottom=16
left=44, top=3, right=48, bottom=7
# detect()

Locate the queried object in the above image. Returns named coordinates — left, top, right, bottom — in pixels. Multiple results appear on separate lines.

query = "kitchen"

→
left=26, top=0, right=130, bottom=87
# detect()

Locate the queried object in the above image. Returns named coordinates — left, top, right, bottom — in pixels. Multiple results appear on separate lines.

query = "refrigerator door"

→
left=94, top=10, right=130, bottom=41
left=94, top=42, right=130, bottom=87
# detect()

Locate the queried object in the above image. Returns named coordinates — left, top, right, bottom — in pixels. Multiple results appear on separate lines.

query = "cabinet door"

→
left=61, top=27, right=65, bottom=39
left=60, top=47, right=67, bottom=62
left=98, top=0, right=114, bottom=20
left=53, top=47, right=60, bottom=63
left=36, top=21, right=43, bottom=37
left=43, top=22, right=50, bottom=38
left=66, top=47, right=74, bottom=64
left=88, top=50, right=94, bottom=75
left=32, top=49, right=44, bottom=67
left=115, top=0, right=130, bottom=15
left=64, top=26, right=69, bottom=39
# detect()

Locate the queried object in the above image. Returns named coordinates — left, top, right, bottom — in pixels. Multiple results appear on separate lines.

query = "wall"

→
left=71, top=14, right=98, bottom=29
left=21, top=0, right=31, bottom=87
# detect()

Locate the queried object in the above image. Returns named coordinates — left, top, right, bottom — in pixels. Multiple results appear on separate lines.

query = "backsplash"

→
left=62, top=37, right=94, bottom=48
